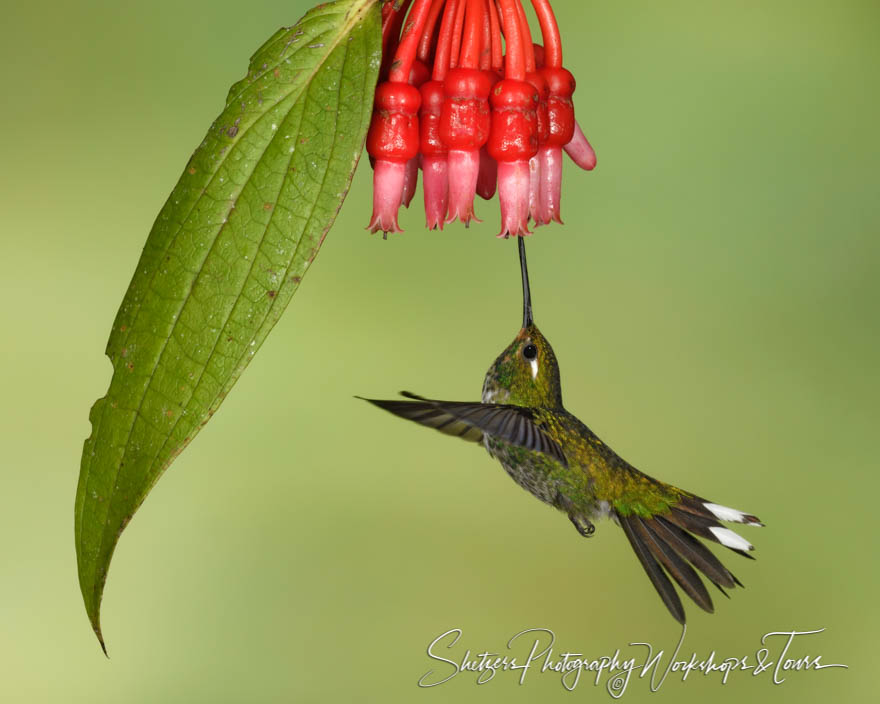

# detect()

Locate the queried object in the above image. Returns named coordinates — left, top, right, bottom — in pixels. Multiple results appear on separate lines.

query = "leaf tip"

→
left=91, top=616, right=109, bottom=658
left=80, top=565, right=110, bottom=657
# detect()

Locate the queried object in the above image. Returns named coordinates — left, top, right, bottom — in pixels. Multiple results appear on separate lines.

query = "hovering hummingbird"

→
left=360, top=239, right=763, bottom=624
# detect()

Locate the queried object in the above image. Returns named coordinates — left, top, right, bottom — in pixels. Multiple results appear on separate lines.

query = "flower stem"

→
left=382, top=0, right=413, bottom=55
left=486, top=0, right=503, bottom=72
left=389, top=0, right=435, bottom=83
left=433, top=0, right=461, bottom=80
left=514, top=0, right=535, bottom=73
left=479, top=1, right=491, bottom=70
left=497, top=0, right=525, bottom=80
left=459, top=0, right=486, bottom=69
left=530, top=0, right=562, bottom=67
left=417, top=0, right=447, bottom=63
left=381, top=0, right=413, bottom=79
left=449, top=0, right=467, bottom=69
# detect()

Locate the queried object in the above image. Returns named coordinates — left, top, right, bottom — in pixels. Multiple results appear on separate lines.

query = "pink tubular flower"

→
left=419, top=80, right=449, bottom=229
left=488, top=78, right=539, bottom=237
left=487, top=0, right=537, bottom=237
left=439, top=68, right=492, bottom=224
left=538, top=66, right=575, bottom=224
left=401, top=60, right=432, bottom=210
left=366, top=82, right=422, bottom=235
left=525, top=68, right=550, bottom=224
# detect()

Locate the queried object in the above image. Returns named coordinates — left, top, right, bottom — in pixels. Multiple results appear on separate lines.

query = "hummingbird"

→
left=360, top=239, right=763, bottom=624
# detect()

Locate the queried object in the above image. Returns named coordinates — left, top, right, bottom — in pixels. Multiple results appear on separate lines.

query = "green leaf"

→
left=75, top=0, right=382, bottom=653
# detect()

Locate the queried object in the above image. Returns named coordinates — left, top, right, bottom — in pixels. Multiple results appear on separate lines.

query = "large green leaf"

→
left=75, top=0, right=382, bottom=653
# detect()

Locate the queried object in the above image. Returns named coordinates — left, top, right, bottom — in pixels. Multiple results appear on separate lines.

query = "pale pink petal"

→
left=496, top=160, right=532, bottom=238
left=528, top=155, right=542, bottom=225
left=564, top=119, right=597, bottom=171
left=421, top=155, right=448, bottom=230
left=401, top=156, right=419, bottom=208
left=537, top=146, right=563, bottom=224
left=366, top=159, right=406, bottom=235
left=446, top=149, right=481, bottom=225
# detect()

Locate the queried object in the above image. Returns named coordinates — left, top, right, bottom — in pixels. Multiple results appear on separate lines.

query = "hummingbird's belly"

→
left=483, top=438, right=560, bottom=506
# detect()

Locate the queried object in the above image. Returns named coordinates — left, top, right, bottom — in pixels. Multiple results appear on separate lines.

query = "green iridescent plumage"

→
left=362, top=239, right=763, bottom=624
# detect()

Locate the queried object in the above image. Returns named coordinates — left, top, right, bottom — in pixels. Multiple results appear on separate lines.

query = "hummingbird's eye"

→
left=522, top=343, right=538, bottom=361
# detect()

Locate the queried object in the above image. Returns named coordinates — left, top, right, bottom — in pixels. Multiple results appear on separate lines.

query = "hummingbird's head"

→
left=482, top=239, right=563, bottom=409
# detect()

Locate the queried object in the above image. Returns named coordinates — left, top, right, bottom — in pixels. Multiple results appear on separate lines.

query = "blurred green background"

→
left=1, top=0, right=877, bottom=701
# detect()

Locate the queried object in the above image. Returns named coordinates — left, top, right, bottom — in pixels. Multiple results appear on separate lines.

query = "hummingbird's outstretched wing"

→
left=358, top=392, right=568, bottom=467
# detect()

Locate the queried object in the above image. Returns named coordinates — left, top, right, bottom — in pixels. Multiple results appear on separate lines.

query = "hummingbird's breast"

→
left=482, top=436, right=561, bottom=506
left=482, top=373, right=562, bottom=504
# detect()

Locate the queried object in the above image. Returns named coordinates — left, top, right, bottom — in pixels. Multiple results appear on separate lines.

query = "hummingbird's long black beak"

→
left=519, top=237, right=533, bottom=328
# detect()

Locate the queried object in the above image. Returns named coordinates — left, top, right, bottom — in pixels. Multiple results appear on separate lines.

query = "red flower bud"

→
left=487, top=79, right=538, bottom=163
left=366, top=82, right=422, bottom=163
left=440, top=68, right=493, bottom=150
left=542, top=66, right=575, bottom=147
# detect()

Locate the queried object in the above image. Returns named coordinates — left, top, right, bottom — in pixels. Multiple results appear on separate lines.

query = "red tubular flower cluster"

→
left=367, top=0, right=596, bottom=238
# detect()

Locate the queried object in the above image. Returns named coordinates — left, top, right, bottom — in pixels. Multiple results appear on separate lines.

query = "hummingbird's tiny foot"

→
left=569, top=514, right=595, bottom=538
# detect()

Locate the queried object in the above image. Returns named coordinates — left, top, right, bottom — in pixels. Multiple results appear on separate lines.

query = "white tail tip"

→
left=704, top=502, right=763, bottom=526
left=710, top=526, right=754, bottom=552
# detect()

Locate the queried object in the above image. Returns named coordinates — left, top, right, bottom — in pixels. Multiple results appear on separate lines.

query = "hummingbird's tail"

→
left=617, top=497, right=763, bottom=624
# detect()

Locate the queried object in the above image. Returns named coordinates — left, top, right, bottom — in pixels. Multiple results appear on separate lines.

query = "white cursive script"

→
left=417, top=626, right=848, bottom=697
